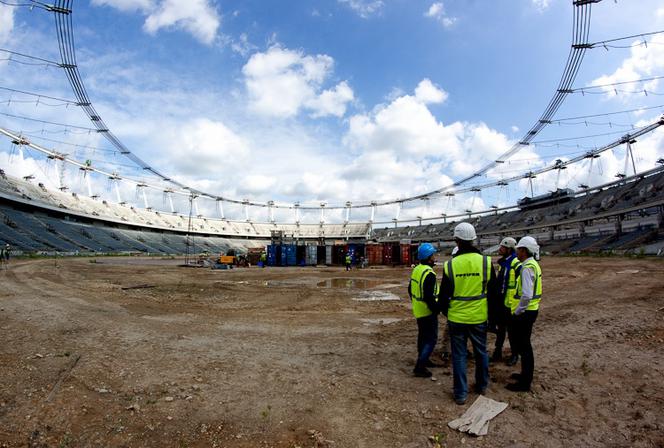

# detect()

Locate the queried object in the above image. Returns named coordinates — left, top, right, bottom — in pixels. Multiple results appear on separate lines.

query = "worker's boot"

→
left=413, top=365, right=433, bottom=378
left=505, top=382, right=531, bottom=392
left=490, top=348, right=502, bottom=363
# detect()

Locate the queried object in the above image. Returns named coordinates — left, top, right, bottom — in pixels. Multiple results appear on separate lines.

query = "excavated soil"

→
left=0, top=256, right=663, bottom=447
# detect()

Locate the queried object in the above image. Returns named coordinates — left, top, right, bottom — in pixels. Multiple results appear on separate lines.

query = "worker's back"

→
left=444, top=252, right=491, bottom=324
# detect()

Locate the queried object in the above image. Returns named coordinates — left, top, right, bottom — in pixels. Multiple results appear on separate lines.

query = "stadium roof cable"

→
left=46, top=0, right=600, bottom=210
left=570, top=75, right=664, bottom=94
left=0, top=86, right=79, bottom=106
left=583, top=30, right=664, bottom=50
left=0, top=48, right=63, bottom=68
left=550, top=104, right=664, bottom=123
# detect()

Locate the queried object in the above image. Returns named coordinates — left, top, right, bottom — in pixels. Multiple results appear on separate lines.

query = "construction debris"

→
left=448, top=396, right=508, bottom=437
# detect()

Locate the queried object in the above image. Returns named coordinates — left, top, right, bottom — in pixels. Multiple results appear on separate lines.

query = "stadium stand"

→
left=0, top=167, right=662, bottom=255
left=372, top=168, right=664, bottom=254
left=0, top=172, right=371, bottom=254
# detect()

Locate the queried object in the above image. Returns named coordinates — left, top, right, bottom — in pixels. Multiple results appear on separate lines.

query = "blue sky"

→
left=0, top=0, right=663, bottom=223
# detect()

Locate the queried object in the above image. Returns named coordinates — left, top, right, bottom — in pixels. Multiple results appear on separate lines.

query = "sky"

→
left=0, top=0, right=663, bottom=224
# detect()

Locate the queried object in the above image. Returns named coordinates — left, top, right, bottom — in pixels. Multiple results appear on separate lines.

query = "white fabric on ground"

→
left=448, top=395, right=508, bottom=436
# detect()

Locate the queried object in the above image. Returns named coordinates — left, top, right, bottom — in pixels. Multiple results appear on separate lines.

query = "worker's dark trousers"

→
left=509, top=310, right=538, bottom=385
left=495, top=307, right=517, bottom=354
left=416, top=314, right=438, bottom=369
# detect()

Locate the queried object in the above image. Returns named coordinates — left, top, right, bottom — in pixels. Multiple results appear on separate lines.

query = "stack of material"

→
left=448, top=396, right=508, bottom=436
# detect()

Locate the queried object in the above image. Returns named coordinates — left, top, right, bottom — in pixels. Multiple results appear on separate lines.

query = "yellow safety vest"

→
left=514, top=259, right=542, bottom=312
left=410, top=264, right=439, bottom=319
left=505, top=257, right=521, bottom=312
left=444, top=253, right=491, bottom=324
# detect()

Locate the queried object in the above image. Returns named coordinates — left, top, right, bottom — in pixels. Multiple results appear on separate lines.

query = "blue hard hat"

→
left=417, top=243, right=436, bottom=261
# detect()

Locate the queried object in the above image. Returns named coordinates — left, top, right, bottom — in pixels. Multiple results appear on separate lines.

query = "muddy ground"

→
left=0, top=256, right=663, bottom=447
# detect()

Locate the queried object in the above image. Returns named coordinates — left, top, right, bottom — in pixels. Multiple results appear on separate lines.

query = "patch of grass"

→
left=429, top=432, right=447, bottom=448
left=580, top=359, right=592, bottom=376
left=58, top=433, right=73, bottom=448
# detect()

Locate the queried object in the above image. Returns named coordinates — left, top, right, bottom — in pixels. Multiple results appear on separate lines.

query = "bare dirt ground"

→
left=0, top=256, right=663, bottom=448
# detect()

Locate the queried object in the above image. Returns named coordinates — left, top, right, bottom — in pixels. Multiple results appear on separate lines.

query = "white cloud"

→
left=307, top=81, right=355, bottom=118
left=338, top=0, right=384, bottom=18
left=230, top=33, right=256, bottom=57
left=414, top=78, right=448, bottom=104
left=242, top=46, right=354, bottom=118
left=0, top=5, right=14, bottom=46
left=146, top=118, right=250, bottom=177
left=91, top=0, right=152, bottom=12
left=344, top=80, right=513, bottom=178
left=590, top=34, right=664, bottom=99
left=532, top=0, right=551, bottom=12
left=91, top=0, right=220, bottom=45
left=425, top=2, right=457, bottom=28
left=511, top=125, right=520, bottom=133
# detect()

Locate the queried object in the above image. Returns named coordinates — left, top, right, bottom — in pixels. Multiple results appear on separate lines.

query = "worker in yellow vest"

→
left=491, top=237, right=521, bottom=365
left=506, top=236, right=542, bottom=392
left=408, top=243, right=441, bottom=378
left=439, top=223, right=499, bottom=405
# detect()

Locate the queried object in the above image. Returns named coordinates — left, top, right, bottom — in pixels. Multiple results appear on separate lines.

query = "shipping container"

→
left=347, top=244, right=357, bottom=264
left=280, top=244, right=296, bottom=266
left=400, top=244, right=411, bottom=266
left=325, top=245, right=333, bottom=265
left=366, top=244, right=383, bottom=265
left=382, top=242, right=399, bottom=266
left=296, top=245, right=307, bottom=266
left=333, top=245, right=348, bottom=265
left=317, top=246, right=326, bottom=265
left=410, top=244, right=419, bottom=264
left=306, top=245, right=317, bottom=266
left=267, top=244, right=280, bottom=267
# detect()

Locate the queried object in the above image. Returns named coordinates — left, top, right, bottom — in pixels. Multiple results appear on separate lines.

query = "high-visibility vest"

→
left=444, top=253, right=491, bottom=324
left=514, top=259, right=542, bottom=312
left=504, top=257, right=521, bottom=312
left=345, top=255, right=351, bottom=264
left=410, top=264, right=439, bottom=318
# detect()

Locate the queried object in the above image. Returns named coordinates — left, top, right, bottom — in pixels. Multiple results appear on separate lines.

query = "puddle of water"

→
left=317, top=278, right=395, bottom=289
left=352, top=291, right=402, bottom=301
left=360, top=317, right=403, bottom=326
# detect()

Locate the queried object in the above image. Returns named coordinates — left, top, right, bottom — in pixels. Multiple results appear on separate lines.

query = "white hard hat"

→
left=516, top=236, right=539, bottom=255
left=453, top=222, right=476, bottom=241
left=499, top=237, right=517, bottom=249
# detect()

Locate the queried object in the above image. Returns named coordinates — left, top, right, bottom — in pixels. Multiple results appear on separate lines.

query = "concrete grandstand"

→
left=1, top=165, right=662, bottom=256
left=0, top=170, right=371, bottom=254
left=372, top=166, right=664, bottom=256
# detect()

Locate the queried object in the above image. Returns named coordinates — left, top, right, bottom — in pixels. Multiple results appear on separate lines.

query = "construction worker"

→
left=491, top=237, right=521, bottom=366
left=408, top=243, right=441, bottom=378
left=439, top=223, right=498, bottom=404
left=260, top=251, right=267, bottom=268
left=345, top=252, right=352, bottom=271
left=506, top=236, right=542, bottom=392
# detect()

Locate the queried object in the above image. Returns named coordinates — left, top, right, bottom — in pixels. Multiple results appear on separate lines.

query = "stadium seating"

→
left=0, top=169, right=662, bottom=255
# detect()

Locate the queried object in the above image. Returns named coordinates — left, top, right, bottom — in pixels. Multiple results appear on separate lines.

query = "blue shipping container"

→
left=267, top=244, right=280, bottom=266
left=280, top=244, right=297, bottom=266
